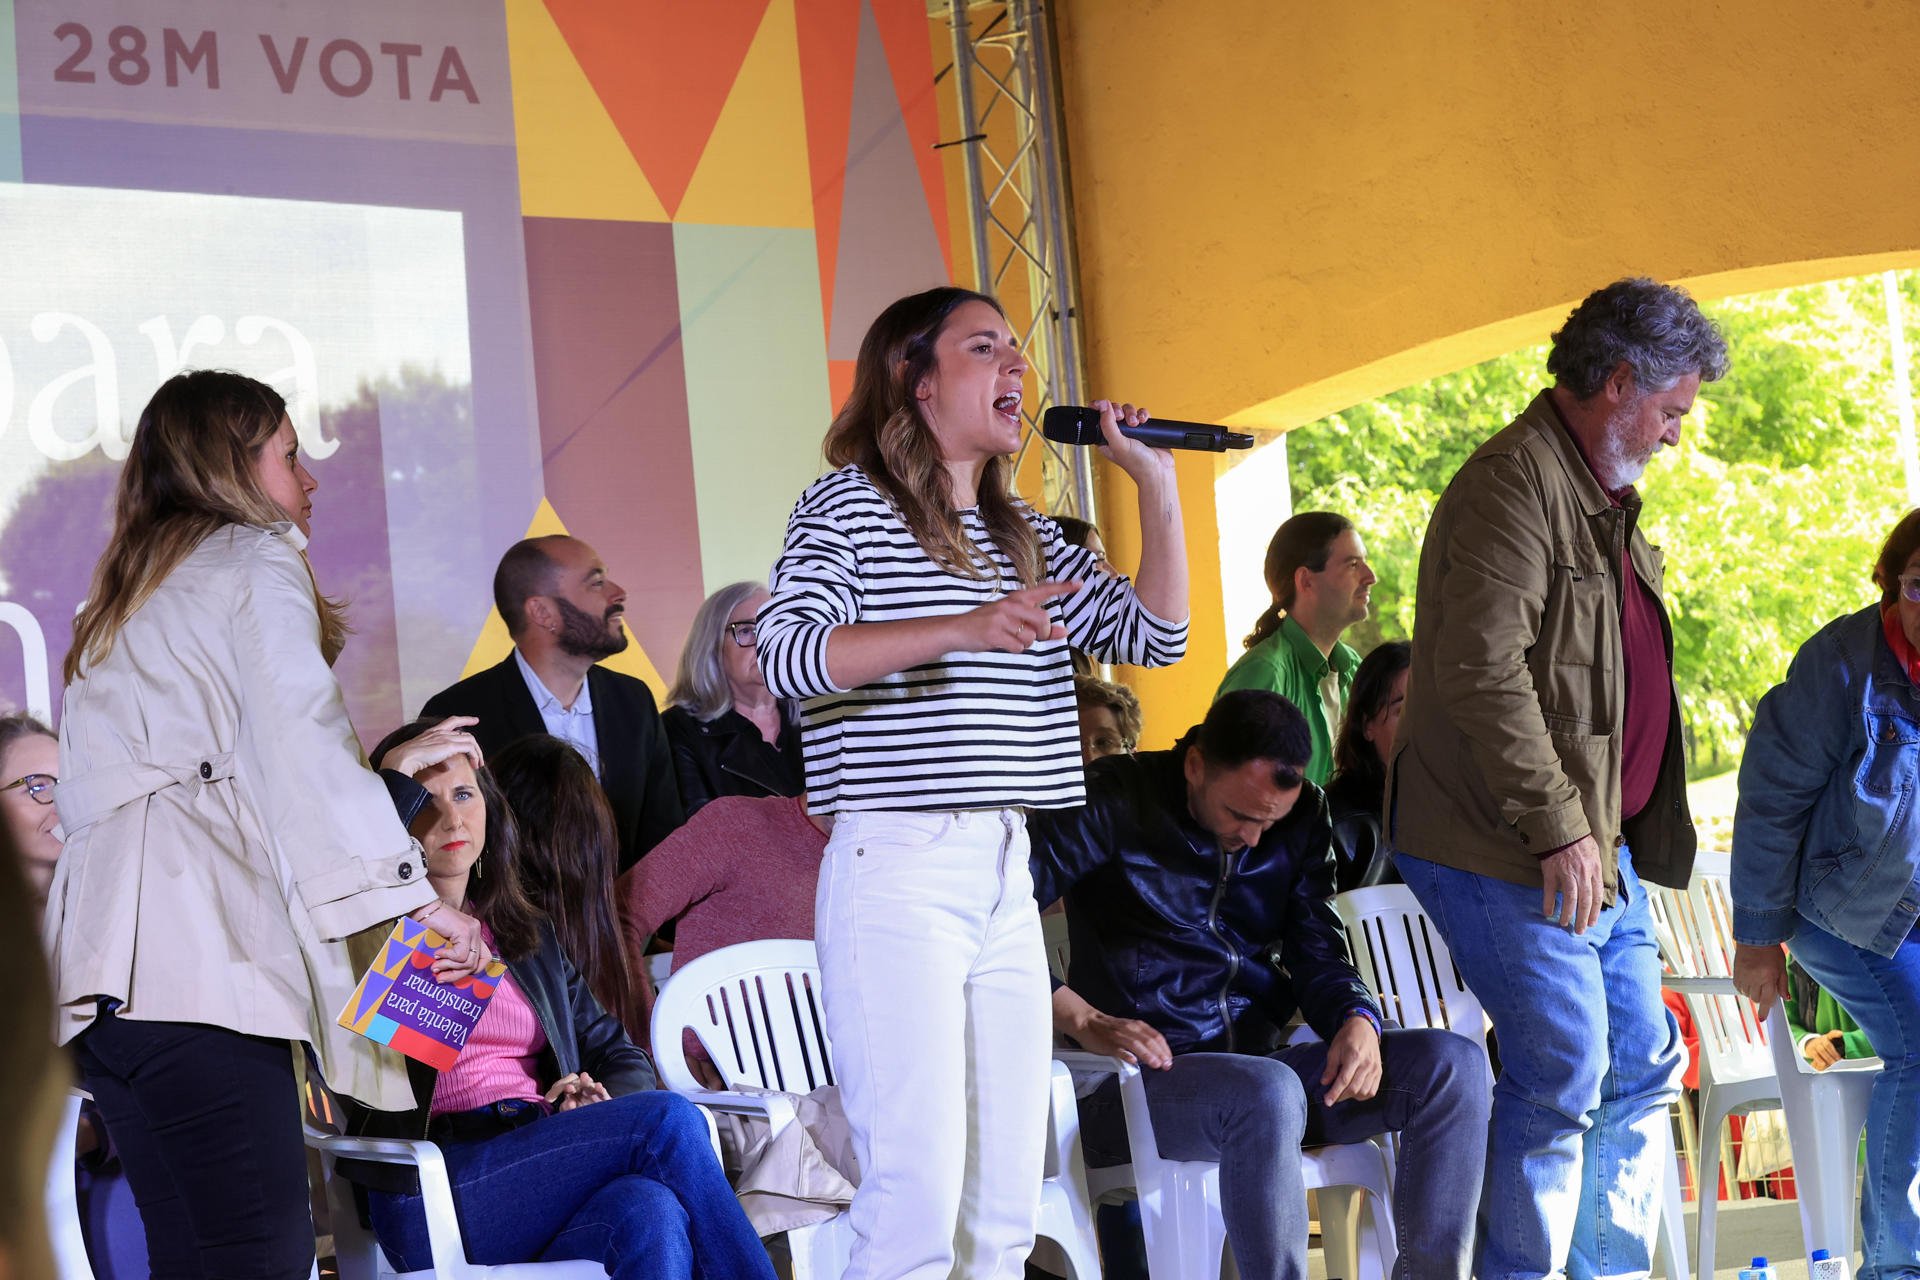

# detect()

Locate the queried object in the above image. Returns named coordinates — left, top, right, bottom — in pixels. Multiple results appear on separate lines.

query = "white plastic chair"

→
left=1056, top=1050, right=1397, bottom=1280
left=650, top=938, right=1101, bottom=1280
left=48, top=1090, right=96, bottom=1280
left=1763, top=1000, right=1882, bottom=1267
left=1336, top=884, right=1692, bottom=1280
left=303, top=1067, right=721, bottom=1280
left=1649, top=850, right=1777, bottom=1278
left=304, top=1117, right=608, bottom=1279
left=1331, top=885, right=1487, bottom=1054
left=1043, top=911, right=1395, bottom=1280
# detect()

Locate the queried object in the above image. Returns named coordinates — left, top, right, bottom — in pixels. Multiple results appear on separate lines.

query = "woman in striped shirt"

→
left=758, top=286, right=1189, bottom=1279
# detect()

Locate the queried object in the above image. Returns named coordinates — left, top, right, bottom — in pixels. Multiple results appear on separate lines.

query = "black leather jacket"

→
left=1028, top=743, right=1381, bottom=1056
left=662, top=705, right=805, bottom=817
left=338, top=775, right=658, bottom=1194
left=1323, top=769, right=1401, bottom=894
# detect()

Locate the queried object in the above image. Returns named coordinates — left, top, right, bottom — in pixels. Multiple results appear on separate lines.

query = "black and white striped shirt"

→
left=758, top=465, right=1188, bottom=814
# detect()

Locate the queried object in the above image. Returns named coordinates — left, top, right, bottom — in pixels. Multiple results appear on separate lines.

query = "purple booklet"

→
left=338, top=917, right=506, bottom=1069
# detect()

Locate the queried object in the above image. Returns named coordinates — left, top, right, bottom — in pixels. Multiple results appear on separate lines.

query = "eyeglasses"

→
left=1900, top=573, right=1920, bottom=604
left=724, top=620, right=759, bottom=648
left=0, top=774, right=55, bottom=805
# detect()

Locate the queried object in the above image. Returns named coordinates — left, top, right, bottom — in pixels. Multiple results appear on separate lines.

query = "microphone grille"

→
left=1041, top=405, right=1104, bottom=445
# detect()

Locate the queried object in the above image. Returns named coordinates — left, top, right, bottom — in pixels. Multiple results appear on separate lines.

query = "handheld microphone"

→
left=1042, top=405, right=1255, bottom=452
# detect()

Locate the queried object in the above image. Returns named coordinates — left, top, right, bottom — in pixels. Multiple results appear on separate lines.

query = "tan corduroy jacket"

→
left=1385, top=392, right=1695, bottom=899
left=48, top=523, right=434, bottom=1109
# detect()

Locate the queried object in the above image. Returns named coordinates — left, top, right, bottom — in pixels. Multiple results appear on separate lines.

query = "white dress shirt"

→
left=513, top=649, right=601, bottom=776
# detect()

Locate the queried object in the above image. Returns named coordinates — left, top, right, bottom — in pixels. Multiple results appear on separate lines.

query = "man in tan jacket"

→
left=1387, top=278, right=1728, bottom=1280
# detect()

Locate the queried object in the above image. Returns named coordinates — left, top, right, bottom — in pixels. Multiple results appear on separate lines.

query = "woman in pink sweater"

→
left=617, top=794, right=828, bottom=1079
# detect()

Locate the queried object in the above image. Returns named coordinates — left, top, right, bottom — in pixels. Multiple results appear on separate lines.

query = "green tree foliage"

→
left=1287, top=274, right=1916, bottom=776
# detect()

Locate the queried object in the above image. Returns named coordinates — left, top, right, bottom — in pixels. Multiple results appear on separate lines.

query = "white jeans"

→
left=816, top=807, right=1052, bottom=1280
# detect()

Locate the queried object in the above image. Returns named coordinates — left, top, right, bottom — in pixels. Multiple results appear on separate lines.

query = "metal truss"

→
left=937, top=0, right=1094, bottom=521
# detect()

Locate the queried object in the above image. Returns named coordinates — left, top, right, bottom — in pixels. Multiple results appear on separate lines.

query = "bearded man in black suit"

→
left=422, top=535, right=683, bottom=871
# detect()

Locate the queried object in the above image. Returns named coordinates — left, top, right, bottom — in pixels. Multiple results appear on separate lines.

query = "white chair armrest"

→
left=692, top=1104, right=724, bottom=1163
left=676, top=1087, right=799, bottom=1135
left=1052, top=1050, right=1132, bottom=1081
left=309, top=1132, right=468, bottom=1273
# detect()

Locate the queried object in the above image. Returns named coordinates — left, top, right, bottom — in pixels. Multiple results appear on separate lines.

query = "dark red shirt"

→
left=1882, top=604, right=1920, bottom=684
left=1548, top=396, right=1671, bottom=826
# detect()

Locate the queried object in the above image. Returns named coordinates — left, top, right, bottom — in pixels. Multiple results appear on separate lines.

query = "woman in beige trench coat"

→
left=47, top=370, right=492, bottom=1278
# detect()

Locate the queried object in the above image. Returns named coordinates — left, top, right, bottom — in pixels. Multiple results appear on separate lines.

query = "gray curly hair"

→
left=1546, top=278, right=1730, bottom=400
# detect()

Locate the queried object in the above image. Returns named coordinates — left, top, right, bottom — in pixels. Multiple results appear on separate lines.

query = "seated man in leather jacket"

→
left=1029, top=690, right=1490, bottom=1280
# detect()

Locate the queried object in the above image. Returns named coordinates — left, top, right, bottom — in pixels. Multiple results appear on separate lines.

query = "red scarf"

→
left=1882, top=604, right=1920, bottom=685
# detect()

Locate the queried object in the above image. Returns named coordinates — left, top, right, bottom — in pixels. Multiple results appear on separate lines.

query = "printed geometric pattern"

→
left=338, top=918, right=508, bottom=1071
left=505, top=0, right=953, bottom=631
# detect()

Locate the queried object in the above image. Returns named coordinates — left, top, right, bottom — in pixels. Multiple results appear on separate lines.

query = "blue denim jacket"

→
left=1732, top=605, right=1920, bottom=957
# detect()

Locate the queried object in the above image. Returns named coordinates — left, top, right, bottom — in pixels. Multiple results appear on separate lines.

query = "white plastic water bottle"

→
left=1737, top=1257, right=1777, bottom=1280
left=1810, top=1249, right=1851, bottom=1280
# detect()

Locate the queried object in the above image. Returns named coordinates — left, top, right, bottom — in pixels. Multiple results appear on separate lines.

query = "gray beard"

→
left=1593, top=401, right=1655, bottom=491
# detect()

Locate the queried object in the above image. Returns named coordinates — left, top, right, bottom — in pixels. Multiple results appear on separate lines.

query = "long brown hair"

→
left=490, top=735, right=643, bottom=1034
left=65, top=371, right=347, bottom=683
left=369, top=720, right=544, bottom=961
left=1243, top=512, right=1354, bottom=650
left=824, top=287, right=1042, bottom=586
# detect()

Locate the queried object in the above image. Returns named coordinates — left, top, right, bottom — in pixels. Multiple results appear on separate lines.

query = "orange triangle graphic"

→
left=797, top=0, right=863, bottom=320
left=545, top=0, right=774, bottom=218
left=676, top=0, right=813, bottom=227
left=507, top=0, right=670, bottom=221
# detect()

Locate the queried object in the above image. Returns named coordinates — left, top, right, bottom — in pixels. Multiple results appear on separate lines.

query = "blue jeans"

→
left=1398, top=848, right=1683, bottom=1280
left=1786, top=914, right=1920, bottom=1280
left=1078, top=1028, right=1490, bottom=1280
left=368, top=1091, right=774, bottom=1280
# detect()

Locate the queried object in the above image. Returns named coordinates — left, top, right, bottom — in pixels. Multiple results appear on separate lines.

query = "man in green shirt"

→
left=1217, top=512, right=1376, bottom=785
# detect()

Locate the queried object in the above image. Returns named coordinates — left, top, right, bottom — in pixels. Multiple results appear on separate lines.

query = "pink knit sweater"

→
left=429, top=928, right=547, bottom=1117
left=617, top=794, right=826, bottom=975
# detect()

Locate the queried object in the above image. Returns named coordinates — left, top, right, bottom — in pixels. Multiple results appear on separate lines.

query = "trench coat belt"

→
left=56, top=753, right=238, bottom=836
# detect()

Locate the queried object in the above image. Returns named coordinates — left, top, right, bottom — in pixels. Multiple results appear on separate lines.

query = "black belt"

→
left=427, top=1097, right=551, bottom=1145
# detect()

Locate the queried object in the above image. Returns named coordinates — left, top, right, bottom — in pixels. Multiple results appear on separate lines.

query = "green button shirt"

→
left=1215, top=615, right=1361, bottom=787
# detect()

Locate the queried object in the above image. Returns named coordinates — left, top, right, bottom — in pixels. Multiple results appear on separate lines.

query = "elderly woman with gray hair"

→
left=662, top=581, right=805, bottom=816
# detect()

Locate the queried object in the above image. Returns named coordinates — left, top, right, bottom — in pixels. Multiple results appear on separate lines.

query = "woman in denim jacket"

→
left=1733, top=509, right=1920, bottom=1280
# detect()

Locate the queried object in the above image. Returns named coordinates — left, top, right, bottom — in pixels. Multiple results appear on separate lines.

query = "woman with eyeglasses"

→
left=1733, top=507, right=1920, bottom=1280
left=662, top=582, right=804, bottom=817
left=757, top=287, right=1189, bottom=1279
left=2, top=710, right=148, bottom=1279
left=0, top=713, right=59, bottom=908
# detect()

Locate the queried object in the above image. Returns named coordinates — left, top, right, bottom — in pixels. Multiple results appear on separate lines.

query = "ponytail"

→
left=1243, top=601, right=1285, bottom=651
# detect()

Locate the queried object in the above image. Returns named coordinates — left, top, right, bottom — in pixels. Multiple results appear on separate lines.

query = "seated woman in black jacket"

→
left=1323, top=641, right=1409, bottom=894
left=662, top=582, right=804, bottom=815
left=351, top=718, right=774, bottom=1280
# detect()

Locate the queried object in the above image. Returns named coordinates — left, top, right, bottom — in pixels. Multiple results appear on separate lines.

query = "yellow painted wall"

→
left=1050, top=0, right=1920, bottom=745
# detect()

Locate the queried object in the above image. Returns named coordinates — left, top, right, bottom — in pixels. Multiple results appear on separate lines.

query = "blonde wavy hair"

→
left=65, top=371, right=346, bottom=683
left=824, top=287, right=1042, bottom=587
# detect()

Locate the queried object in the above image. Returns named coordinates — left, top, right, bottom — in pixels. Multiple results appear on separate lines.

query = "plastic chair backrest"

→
left=649, top=939, right=834, bottom=1094
left=1651, top=851, right=1774, bottom=1084
left=1331, top=884, right=1487, bottom=1055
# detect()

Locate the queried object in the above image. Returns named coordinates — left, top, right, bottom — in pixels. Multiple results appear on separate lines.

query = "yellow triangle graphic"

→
left=674, top=0, right=813, bottom=228
left=460, top=498, right=669, bottom=700
left=507, top=0, right=671, bottom=222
